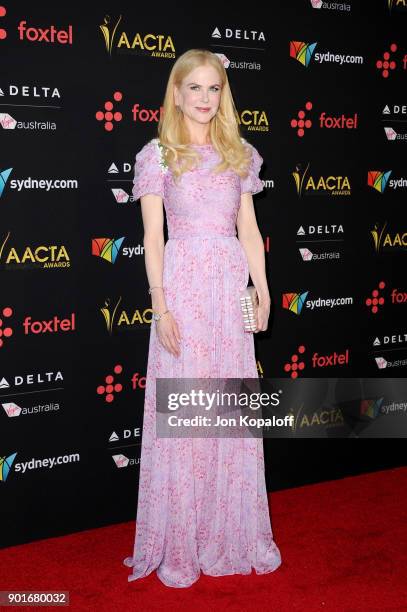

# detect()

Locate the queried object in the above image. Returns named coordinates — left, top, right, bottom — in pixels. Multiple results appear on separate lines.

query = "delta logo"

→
left=297, top=224, right=343, bottom=261
left=367, top=170, right=407, bottom=192
left=382, top=105, right=407, bottom=140
left=297, top=224, right=344, bottom=238
left=282, top=291, right=353, bottom=314
left=109, top=427, right=141, bottom=444
left=95, top=91, right=164, bottom=132
left=0, top=231, right=70, bottom=269
left=108, top=160, right=137, bottom=202
left=283, top=344, right=350, bottom=379
left=292, top=163, right=351, bottom=196
left=373, top=332, right=407, bottom=349
left=371, top=222, right=407, bottom=253
left=96, top=364, right=146, bottom=404
left=0, top=370, right=64, bottom=392
left=291, top=101, right=358, bottom=137
left=100, top=296, right=154, bottom=335
left=99, top=14, right=175, bottom=58
left=290, top=41, right=363, bottom=67
left=0, top=305, right=76, bottom=348
left=237, top=109, right=269, bottom=132
left=211, top=26, right=266, bottom=44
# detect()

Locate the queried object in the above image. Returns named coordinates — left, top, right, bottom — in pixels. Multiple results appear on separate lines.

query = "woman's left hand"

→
left=254, top=298, right=271, bottom=333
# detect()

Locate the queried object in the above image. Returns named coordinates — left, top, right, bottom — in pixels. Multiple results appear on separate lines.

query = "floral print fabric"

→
left=123, top=138, right=282, bottom=588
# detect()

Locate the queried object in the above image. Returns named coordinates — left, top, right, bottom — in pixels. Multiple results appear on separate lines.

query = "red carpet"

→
left=1, top=467, right=406, bottom=611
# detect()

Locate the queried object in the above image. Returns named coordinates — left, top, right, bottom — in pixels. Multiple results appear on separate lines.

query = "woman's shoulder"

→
left=135, top=137, right=168, bottom=173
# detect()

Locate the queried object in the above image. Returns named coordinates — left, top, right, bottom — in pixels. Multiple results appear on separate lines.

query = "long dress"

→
left=123, top=137, right=282, bottom=588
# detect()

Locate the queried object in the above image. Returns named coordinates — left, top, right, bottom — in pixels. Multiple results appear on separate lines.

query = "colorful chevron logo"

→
left=367, top=171, right=392, bottom=193
left=360, top=398, right=383, bottom=419
left=282, top=292, right=309, bottom=314
left=290, top=41, right=317, bottom=67
left=91, top=237, right=125, bottom=263
left=0, top=452, right=17, bottom=481
left=0, top=168, right=13, bottom=197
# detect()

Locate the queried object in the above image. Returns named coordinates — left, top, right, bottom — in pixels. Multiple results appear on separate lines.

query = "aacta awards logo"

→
left=100, top=297, right=153, bottom=335
left=371, top=222, right=407, bottom=253
left=99, top=14, right=175, bottom=58
left=292, top=163, right=351, bottom=197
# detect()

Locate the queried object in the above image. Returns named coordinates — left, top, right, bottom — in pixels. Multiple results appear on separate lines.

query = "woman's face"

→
left=174, top=64, right=222, bottom=126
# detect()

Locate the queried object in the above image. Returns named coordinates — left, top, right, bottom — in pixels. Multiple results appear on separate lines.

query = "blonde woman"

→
left=123, top=48, right=282, bottom=588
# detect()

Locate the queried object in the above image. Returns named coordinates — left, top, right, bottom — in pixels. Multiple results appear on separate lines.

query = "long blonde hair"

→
left=157, top=49, right=252, bottom=180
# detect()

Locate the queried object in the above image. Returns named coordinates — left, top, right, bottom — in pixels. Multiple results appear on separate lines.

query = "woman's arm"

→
left=236, top=193, right=271, bottom=331
left=140, top=194, right=181, bottom=355
left=140, top=193, right=167, bottom=313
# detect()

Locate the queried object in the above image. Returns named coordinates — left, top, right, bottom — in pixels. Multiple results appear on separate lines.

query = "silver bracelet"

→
left=148, top=286, right=164, bottom=294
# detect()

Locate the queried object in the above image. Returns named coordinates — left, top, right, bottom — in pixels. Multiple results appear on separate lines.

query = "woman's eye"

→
left=190, top=86, right=220, bottom=92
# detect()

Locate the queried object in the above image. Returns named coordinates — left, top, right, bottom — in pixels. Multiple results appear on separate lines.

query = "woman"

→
left=123, top=48, right=282, bottom=588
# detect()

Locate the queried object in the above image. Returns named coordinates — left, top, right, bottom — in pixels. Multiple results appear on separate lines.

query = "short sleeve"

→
left=240, top=142, right=264, bottom=196
left=132, top=138, right=166, bottom=201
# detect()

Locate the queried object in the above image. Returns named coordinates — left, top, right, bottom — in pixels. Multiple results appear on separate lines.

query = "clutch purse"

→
left=239, top=285, right=259, bottom=332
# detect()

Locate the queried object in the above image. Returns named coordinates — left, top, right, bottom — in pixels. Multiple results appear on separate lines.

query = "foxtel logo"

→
left=17, top=21, right=73, bottom=44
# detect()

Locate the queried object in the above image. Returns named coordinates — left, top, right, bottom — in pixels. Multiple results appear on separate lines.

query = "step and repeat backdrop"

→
left=1, top=2, right=406, bottom=547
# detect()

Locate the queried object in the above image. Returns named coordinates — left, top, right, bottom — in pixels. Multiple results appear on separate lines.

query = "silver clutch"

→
left=239, top=285, right=259, bottom=332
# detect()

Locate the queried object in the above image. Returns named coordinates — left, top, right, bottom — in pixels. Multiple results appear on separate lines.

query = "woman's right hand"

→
left=156, top=311, right=181, bottom=357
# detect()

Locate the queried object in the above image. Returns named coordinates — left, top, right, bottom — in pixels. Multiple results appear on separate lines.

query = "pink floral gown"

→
left=123, top=137, right=282, bottom=588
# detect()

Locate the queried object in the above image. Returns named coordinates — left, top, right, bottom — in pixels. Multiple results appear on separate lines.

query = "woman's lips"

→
left=196, top=107, right=211, bottom=112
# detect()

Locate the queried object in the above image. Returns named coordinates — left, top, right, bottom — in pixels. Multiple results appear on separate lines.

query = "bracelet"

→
left=152, top=309, right=170, bottom=322
left=148, top=286, right=164, bottom=294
